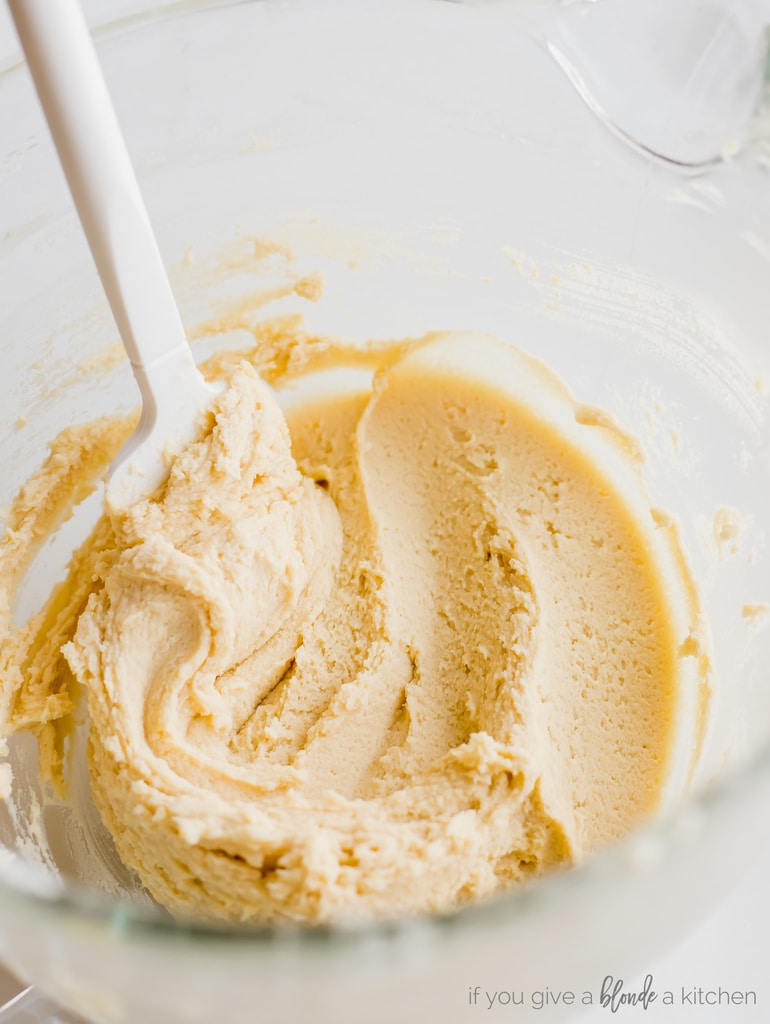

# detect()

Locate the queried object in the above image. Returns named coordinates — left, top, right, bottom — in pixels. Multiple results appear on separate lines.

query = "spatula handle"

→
left=8, top=0, right=190, bottom=375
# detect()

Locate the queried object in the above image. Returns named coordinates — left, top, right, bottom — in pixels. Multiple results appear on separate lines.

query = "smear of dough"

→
left=712, top=506, right=742, bottom=559
left=742, top=602, right=770, bottom=629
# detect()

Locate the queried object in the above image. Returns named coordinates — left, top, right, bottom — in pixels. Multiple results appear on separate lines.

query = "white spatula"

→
left=8, top=0, right=220, bottom=508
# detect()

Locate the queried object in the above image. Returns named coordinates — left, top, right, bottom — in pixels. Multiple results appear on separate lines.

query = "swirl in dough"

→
left=2, top=333, right=707, bottom=923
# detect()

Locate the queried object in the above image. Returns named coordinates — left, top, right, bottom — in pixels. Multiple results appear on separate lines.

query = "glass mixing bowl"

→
left=1, top=1, right=770, bottom=1021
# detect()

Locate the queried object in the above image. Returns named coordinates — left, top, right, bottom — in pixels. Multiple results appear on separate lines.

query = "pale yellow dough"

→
left=0, top=331, right=706, bottom=923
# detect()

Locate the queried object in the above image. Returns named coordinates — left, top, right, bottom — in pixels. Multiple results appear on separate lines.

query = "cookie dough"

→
left=0, top=331, right=707, bottom=923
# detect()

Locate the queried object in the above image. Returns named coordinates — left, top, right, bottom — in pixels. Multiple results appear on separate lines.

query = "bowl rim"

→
left=1, top=0, right=770, bottom=953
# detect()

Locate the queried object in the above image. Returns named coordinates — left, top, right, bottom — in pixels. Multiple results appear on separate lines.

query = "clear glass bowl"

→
left=1, top=2, right=770, bottom=1022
